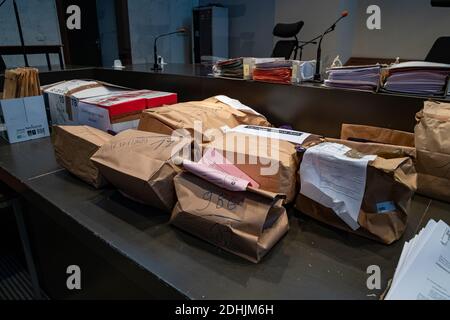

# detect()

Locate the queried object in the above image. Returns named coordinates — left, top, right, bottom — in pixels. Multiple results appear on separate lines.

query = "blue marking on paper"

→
left=376, top=201, right=396, bottom=213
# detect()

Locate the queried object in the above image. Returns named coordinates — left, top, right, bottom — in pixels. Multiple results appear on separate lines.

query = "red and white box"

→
left=77, top=90, right=177, bottom=133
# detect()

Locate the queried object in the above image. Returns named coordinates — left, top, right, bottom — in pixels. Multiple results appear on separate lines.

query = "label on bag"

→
left=300, top=142, right=376, bottom=230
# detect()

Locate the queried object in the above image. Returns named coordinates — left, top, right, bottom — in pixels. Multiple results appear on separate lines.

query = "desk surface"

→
left=1, top=137, right=448, bottom=299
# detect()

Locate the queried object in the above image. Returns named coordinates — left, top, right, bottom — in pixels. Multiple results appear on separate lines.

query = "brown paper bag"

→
left=415, top=101, right=450, bottom=201
left=91, top=129, right=192, bottom=212
left=415, top=149, right=450, bottom=201
left=206, top=131, right=321, bottom=203
left=52, top=125, right=113, bottom=188
left=341, top=123, right=415, bottom=147
left=138, top=96, right=271, bottom=142
left=295, top=140, right=416, bottom=244
left=171, top=172, right=289, bottom=263
left=415, top=101, right=450, bottom=154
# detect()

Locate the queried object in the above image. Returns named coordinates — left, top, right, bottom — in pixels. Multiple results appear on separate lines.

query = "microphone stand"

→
left=313, top=14, right=347, bottom=82
left=153, top=30, right=185, bottom=71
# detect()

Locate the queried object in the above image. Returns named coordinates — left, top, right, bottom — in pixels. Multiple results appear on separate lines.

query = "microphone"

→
left=313, top=11, right=349, bottom=81
left=153, top=27, right=189, bottom=71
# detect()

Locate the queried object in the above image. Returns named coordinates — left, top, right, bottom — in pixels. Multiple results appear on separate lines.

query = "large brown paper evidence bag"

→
left=415, top=101, right=450, bottom=202
left=91, top=129, right=192, bottom=213
left=171, top=171, right=289, bottom=263
left=52, top=125, right=113, bottom=188
left=205, top=129, right=322, bottom=203
left=137, top=96, right=271, bottom=143
left=295, top=137, right=416, bottom=244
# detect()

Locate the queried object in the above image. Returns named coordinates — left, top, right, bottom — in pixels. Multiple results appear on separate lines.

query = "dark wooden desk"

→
left=0, top=65, right=448, bottom=299
left=0, top=137, right=448, bottom=299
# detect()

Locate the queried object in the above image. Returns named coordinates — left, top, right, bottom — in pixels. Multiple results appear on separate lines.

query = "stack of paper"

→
left=253, top=60, right=293, bottom=84
left=385, top=219, right=450, bottom=300
left=383, top=61, right=450, bottom=96
left=213, top=58, right=244, bottom=79
left=324, top=65, right=382, bottom=91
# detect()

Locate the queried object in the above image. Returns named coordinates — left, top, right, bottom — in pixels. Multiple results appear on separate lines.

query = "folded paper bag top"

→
left=90, top=129, right=192, bottom=212
left=414, top=100, right=450, bottom=202
left=415, top=100, right=450, bottom=154
left=341, top=123, right=415, bottom=148
left=171, top=172, right=288, bottom=263
left=137, top=96, right=271, bottom=141
left=296, top=140, right=416, bottom=244
left=52, top=125, right=113, bottom=188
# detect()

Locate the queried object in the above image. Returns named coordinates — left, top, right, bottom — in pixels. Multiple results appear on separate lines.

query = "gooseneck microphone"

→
left=153, top=27, right=188, bottom=71
left=313, top=11, right=349, bottom=81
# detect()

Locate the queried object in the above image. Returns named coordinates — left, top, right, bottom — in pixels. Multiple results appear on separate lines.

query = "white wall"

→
left=352, top=0, right=450, bottom=60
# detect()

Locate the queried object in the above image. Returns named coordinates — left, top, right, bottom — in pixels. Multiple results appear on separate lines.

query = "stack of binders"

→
left=252, top=60, right=293, bottom=84
left=324, top=65, right=382, bottom=91
left=383, top=61, right=450, bottom=96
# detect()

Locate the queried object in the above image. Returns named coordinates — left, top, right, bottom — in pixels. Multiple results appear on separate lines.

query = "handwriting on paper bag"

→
left=199, top=191, right=242, bottom=212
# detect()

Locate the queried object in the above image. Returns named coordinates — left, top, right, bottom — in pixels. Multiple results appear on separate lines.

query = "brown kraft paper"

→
left=52, top=125, right=113, bottom=188
left=206, top=131, right=322, bottom=203
left=341, top=123, right=415, bottom=147
left=414, top=101, right=450, bottom=201
left=138, top=96, right=271, bottom=142
left=296, top=140, right=416, bottom=244
left=171, top=172, right=289, bottom=263
left=91, top=129, right=192, bottom=212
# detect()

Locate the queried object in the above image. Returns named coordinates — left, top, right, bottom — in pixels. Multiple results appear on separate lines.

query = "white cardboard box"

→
left=0, top=95, right=50, bottom=144
left=43, top=80, right=125, bottom=126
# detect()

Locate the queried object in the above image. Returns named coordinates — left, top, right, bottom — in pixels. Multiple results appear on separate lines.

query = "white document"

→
left=386, top=220, right=450, bottom=300
left=223, top=125, right=311, bottom=145
left=215, top=95, right=262, bottom=116
left=299, top=143, right=376, bottom=230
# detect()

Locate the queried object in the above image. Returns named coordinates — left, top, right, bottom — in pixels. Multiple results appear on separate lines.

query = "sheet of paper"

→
left=199, top=148, right=259, bottom=188
left=224, top=125, right=311, bottom=145
left=182, top=159, right=251, bottom=192
left=215, top=95, right=262, bottom=116
left=386, top=220, right=450, bottom=300
left=299, top=142, right=376, bottom=230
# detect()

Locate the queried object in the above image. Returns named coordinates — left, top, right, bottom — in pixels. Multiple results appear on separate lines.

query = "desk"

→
left=0, top=137, right=448, bottom=299
left=0, top=65, right=448, bottom=299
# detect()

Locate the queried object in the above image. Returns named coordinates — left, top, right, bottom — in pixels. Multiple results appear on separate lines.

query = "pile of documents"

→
left=324, top=65, right=382, bottom=91
left=213, top=58, right=245, bottom=79
left=383, top=61, right=450, bottom=96
left=253, top=60, right=293, bottom=84
left=2, top=67, right=41, bottom=99
left=386, top=219, right=450, bottom=300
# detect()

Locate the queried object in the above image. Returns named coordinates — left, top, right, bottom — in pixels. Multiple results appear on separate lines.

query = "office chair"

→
left=271, top=21, right=304, bottom=60
left=425, top=37, right=450, bottom=64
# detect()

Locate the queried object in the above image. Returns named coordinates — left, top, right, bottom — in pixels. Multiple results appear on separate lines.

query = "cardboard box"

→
left=77, top=90, right=178, bottom=133
left=0, top=95, right=50, bottom=144
left=43, top=80, right=125, bottom=126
